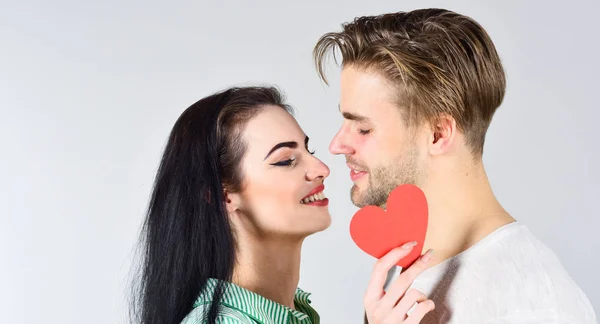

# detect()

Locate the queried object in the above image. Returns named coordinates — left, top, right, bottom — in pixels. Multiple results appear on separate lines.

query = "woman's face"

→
left=227, top=105, right=331, bottom=239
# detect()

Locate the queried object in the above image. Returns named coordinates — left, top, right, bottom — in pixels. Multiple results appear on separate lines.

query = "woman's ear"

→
left=224, top=189, right=242, bottom=215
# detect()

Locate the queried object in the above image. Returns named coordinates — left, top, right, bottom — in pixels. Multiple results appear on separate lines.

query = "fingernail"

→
left=401, top=241, right=418, bottom=249
left=421, top=249, right=434, bottom=263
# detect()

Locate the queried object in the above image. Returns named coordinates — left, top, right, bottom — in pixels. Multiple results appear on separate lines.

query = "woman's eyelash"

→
left=359, top=129, right=371, bottom=135
left=271, top=158, right=296, bottom=167
left=270, top=148, right=314, bottom=167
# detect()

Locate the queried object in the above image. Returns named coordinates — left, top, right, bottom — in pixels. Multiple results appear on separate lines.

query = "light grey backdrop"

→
left=1, top=0, right=598, bottom=323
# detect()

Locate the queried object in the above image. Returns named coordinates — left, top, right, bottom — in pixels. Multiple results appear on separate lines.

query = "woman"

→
left=130, top=85, right=435, bottom=324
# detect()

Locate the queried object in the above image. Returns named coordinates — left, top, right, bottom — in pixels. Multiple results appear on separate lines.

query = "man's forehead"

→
left=340, top=66, right=398, bottom=105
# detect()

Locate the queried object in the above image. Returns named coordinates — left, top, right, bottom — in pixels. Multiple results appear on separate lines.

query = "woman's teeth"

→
left=300, top=191, right=326, bottom=204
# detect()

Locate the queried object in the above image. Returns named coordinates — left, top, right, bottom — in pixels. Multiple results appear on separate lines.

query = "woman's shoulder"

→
left=180, top=279, right=320, bottom=324
left=180, top=302, right=257, bottom=324
left=180, top=278, right=259, bottom=324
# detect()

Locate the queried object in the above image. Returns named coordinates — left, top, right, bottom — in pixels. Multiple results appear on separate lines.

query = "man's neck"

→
left=419, top=158, right=515, bottom=267
left=231, top=235, right=303, bottom=309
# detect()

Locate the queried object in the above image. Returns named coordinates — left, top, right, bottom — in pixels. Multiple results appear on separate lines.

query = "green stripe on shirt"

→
left=181, top=278, right=320, bottom=324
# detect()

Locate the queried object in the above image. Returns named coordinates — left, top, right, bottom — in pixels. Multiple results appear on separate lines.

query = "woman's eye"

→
left=271, top=158, right=296, bottom=167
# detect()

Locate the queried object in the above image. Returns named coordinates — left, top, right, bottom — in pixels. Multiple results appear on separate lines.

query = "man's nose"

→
left=329, top=128, right=354, bottom=155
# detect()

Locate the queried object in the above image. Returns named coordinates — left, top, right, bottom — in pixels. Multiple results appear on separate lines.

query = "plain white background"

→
left=1, top=0, right=598, bottom=323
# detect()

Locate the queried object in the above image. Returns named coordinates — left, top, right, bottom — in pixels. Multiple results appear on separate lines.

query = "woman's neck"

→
left=231, top=236, right=303, bottom=309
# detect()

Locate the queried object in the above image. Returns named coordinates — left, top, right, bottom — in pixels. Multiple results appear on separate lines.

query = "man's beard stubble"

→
left=350, top=144, right=422, bottom=208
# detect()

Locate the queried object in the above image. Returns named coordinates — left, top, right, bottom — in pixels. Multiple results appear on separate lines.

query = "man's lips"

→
left=350, top=169, right=368, bottom=181
left=347, top=164, right=368, bottom=182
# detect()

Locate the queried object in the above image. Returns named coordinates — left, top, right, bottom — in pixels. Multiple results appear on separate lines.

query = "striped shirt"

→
left=181, top=278, right=320, bottom=324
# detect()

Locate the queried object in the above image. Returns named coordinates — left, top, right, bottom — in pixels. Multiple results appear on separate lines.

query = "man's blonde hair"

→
left=314, top=8, right=506, bottom=155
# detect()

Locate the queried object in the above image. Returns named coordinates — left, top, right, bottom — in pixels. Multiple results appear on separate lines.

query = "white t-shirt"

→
left=387, top=222, right=598, bottom=323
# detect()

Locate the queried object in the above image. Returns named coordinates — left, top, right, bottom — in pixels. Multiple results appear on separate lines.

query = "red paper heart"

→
left=349, top=184, right=428, bottom=268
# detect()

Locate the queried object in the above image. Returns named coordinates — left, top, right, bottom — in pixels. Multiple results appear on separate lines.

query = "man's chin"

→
left=350, top=185, right=368, bottom=207
left=350, top=184, right=391, bottom=208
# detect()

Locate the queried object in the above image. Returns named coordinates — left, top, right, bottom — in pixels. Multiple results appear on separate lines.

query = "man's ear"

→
left=428, top=114, right=457, bottom=156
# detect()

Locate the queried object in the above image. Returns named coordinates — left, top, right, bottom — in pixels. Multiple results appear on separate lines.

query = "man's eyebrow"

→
left=338, top=104, right=369, bottom=122
left=343, top=112, right=369, bottom=122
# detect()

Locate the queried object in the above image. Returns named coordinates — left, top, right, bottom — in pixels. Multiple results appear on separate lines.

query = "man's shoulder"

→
left=415, top=222, right=597, bottom=323
left=452, top=222, right=583, bottom=293
left=451, top=222, right=565, bottom=275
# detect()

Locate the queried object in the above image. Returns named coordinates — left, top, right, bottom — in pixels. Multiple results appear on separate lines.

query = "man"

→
left=313, top=8, right=597, bottom=324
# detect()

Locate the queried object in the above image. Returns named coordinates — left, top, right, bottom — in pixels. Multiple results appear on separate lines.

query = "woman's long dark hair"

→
left=129, top=86, right=293, bottom=324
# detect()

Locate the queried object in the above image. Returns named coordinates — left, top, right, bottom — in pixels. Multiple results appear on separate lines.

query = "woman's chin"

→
left=308, top=213, right=333, bottom=234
